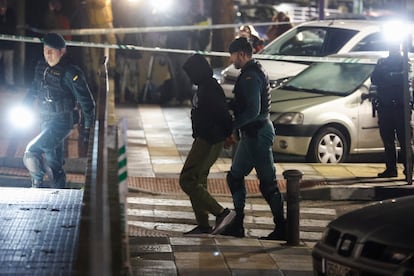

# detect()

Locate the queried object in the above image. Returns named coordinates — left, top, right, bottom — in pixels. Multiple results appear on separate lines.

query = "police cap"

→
left=228, top=37, right=252, bottom=55
left=42, top=33, right=66, bottom=49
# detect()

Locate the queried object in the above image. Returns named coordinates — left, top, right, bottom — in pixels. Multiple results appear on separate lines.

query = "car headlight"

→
left=270, top=77, right=290, bottom=89
left=275, top=112, right=304, bottom=125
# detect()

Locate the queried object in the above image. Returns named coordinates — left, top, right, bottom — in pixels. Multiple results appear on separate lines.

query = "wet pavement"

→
left=0, top=187, right=82, bottom=275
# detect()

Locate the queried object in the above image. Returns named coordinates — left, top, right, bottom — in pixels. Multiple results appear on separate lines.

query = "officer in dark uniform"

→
left=23, top=33, right=95, bottom=188
left=223, top=37, right=286, bottom=240
left=371, top=42, right=412, bottom=178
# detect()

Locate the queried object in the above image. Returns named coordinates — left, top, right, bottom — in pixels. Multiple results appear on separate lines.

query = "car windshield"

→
left=260, top=26, right=358, bottom=56
left=282, top=62, right=375, bottom=95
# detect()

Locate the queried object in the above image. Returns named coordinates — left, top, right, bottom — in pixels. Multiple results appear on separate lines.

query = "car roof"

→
left=295, top=20, right=383, bottom=31
left=330, top=51, right=414, bottom=62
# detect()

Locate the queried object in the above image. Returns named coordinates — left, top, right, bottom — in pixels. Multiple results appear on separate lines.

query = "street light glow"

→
left=382, top=20, right=410, bottom=44
left=8, top=105, right=35, bottom=130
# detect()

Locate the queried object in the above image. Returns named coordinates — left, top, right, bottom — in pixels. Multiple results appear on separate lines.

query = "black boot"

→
left=52, top=169, right=66, bottom=189
left=377, top=168, right=397, bottom=178
left=260, top=193, right=286, bottom=241
left=221, top=210, right=245, bottom=238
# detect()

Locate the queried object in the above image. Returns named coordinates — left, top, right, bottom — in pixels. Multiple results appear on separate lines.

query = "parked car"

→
left=270, top=52, right=413, bottom=163
left=312, top=195, right=414, bottom=275
left=220, top=20, right=413, bottom=98
left=234, top=3, right=278, bottom=38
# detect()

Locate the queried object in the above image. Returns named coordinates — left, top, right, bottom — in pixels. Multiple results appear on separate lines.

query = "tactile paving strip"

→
left=126, top=176, right=299, bottom=195
left=0, top=188, right=83, bottom=275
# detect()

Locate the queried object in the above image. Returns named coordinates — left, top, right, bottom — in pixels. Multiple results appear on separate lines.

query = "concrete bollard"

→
left=283, top=169, right=303, bottom=246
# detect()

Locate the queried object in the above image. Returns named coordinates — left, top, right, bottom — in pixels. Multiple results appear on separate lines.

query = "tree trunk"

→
left=211, top=0, right=234, bottom=68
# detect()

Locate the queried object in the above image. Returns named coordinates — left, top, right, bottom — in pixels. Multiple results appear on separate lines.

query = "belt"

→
left=240, top=120, right=267, bottom=137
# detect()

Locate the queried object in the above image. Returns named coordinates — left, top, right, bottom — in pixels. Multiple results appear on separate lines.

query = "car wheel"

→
left=307, top=127, right=348, bottom=163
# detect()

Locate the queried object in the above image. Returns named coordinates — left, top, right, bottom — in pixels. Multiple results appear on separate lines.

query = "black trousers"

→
left=377, top=106, right=413, bottom=170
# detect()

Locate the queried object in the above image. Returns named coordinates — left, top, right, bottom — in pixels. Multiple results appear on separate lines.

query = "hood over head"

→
left=183, top=54, right=213, bottom=85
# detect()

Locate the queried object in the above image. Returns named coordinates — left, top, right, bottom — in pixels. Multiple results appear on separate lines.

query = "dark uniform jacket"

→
left=371, top=54, right=405, bottom=107
left=25, top=57, right=95, bottom=129
left=231, top=59, right=270, bottom=131
left=183, top=54, right=233, bottom=144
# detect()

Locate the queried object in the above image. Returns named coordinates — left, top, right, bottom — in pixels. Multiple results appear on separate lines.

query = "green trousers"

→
left=179, top=137, right=224, bottom=227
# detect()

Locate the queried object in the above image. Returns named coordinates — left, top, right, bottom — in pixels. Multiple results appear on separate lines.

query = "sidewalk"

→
left=118, top=104, right=414, bottom=201
left=117, top=104, right=414, bottom=275
left=1, top=90, right=414, bottom=275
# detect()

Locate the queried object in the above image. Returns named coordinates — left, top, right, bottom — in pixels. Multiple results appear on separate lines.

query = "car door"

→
left=357, top=83, right=383, bottom=152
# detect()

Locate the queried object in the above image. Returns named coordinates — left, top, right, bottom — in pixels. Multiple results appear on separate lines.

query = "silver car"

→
left=270, top=52, right=413, bottom=163
left=220, top=20, right=409, bottom=99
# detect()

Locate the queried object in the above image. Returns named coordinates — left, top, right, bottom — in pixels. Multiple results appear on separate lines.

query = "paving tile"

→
left=223, top=251, right=279, bottom=270
left=174, top=252, right=228, bottom=271
left=170, top=237, right=216, bottom=246
left=130, top=259, right=178, bottom=276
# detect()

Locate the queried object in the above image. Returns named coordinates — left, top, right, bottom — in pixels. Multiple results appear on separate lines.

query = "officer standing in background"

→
left=23, top=33, right=95, bottom=188
left=223, top=37, right=286, bottom=240
left=371, top=42, right=413, bottom=178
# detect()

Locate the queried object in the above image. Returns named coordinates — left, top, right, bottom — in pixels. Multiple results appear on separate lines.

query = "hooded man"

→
left=179, top=54, right=235, bottom=235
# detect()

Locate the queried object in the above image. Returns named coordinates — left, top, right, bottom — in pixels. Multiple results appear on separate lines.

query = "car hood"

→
left=329, top=196, right=414, bottom=248
left=270, top=89, right=340, bottom=112
left=223, top=60, right=308, bottom=81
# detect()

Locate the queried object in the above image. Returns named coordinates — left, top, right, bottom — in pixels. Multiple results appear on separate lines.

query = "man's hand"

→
left=224, top=134, right=237, bottom=149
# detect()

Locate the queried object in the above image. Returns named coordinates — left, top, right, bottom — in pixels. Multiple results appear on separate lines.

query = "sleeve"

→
left=209, top=82, right=233, bottom=137
left=370, top=60, right=383, bottom=86
left=64, top=65, right=96, bottom=129
left=232, top=72, right=261, bottom=130
left=23, top=62, right=41, bottom=106
left=23, top=86, right=37, bottom=107
left=197, top=81, right=233, bottom=139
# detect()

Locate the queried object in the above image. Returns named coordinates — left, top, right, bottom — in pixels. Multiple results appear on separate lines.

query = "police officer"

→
left=223, top=37, right=286, bottom=240
left=371, top=42, right=412, bottom=178
left=23, top=33, right=95, bottom=188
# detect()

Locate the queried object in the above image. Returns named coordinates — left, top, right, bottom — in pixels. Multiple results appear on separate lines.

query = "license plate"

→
left=325, top=259, right=353, bottom=276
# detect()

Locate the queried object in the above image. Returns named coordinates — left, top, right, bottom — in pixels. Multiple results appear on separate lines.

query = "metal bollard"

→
left=283, top=169, right=303, bottom=246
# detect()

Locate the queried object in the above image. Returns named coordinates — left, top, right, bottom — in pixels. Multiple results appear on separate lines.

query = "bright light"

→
left=8, top=105, right=35, bottom=130
left=382, top=20, right=410, bottom=43
left=151, top=0, right=173, bottom=14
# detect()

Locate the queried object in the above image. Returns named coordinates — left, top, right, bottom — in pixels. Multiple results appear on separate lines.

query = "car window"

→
left=261, top=27, right=359, bottom=57
left=322, top=28, right=358, bottom=55
left=237, top=6, right=275, bottom=22
left=284, top=62, right=375, bottom=95
left=351, top=32, right=388, bottom=52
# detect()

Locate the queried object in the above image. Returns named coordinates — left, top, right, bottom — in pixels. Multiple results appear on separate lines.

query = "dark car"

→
left=234, top=4, right=278, bottom=38
left=312, top=195, right=414, bottom=275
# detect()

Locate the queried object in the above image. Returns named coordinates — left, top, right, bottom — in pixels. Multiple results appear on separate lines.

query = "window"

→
left=351, top=33, right=388, bottom=52
left=261, top=27, right=358, bottom=57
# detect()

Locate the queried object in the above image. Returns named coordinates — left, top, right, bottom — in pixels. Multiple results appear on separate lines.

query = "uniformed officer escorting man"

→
left=23, top=33, right=95, bottom=188
left=223, top=37, right=286, bottom=240
left=371, top=42, right=413, bottom=178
